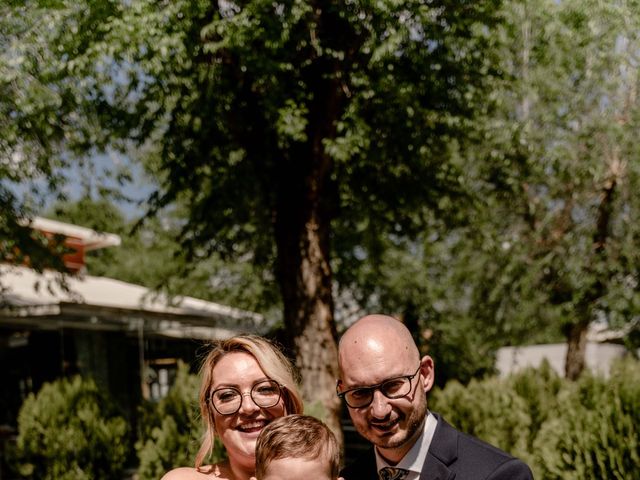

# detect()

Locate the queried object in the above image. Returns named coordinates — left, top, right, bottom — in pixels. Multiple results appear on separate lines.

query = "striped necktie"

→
left=379, top=467, right=410, bottom=480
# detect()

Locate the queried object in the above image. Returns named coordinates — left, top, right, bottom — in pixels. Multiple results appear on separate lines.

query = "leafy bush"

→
left=431, top=357, right=640, bottom=480
left=135, top=361, right=226, bottom=480
left=431, top=376, right=532, bottom=465
left=12, top=375, right=129, bottom=480
left=507, top=360, right=563, bottom=448
left=533, top=359, right=640, bottom=479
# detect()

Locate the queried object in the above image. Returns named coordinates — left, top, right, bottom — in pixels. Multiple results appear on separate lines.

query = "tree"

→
left=430, top=0, right=640, bottom=380
left=499, top=0, right=640, bottom=379
left=1, top=0, right=502, bottom=441
left=352, top=0, right=640, bottom=384
left=48, top=196, right=281, bottom=318
left=0, top=1, right=78, bottom=277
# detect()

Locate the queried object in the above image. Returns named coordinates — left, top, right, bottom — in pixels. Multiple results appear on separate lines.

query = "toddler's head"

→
left=255, top=414, right=342, bottom=480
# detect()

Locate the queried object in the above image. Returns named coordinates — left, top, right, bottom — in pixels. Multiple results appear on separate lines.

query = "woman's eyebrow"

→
left=212, top=377, right=271, bottom=389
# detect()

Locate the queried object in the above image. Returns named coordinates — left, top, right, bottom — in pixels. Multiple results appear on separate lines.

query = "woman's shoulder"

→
left=161, top=464, right=223, bottom=480
left=161, top=467, right=198, bottom=480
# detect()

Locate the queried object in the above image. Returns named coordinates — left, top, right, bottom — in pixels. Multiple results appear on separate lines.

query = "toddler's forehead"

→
left=262, top=456, right=334, bottom=480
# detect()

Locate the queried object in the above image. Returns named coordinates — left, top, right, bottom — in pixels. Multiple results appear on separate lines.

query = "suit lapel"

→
left=420, top=413, right=458, bottom=480
left=420, top=455, right=455, bottom=480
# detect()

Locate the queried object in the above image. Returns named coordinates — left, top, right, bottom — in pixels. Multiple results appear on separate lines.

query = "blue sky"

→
left=6, top=149, right=156, bottom=221
left=58, top=150, right=156, bottom=220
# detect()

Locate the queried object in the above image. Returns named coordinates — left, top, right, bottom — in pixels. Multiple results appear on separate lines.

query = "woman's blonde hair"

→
left=195, top=334, right=304, bottom=469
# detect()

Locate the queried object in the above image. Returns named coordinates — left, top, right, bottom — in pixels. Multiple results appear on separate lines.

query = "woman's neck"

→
left=226, top=458, right=255, bottom=480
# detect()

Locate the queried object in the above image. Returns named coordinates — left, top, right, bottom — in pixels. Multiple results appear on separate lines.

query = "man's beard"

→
left=370, top=395, right=428, bottom=450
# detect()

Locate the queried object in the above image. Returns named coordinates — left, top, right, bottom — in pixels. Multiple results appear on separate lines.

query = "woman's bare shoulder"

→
left=161, top=465, right=221, bottom=480
left=161, top=467, right=207, bottom=480
left=161, top=467, right=196, bottom=480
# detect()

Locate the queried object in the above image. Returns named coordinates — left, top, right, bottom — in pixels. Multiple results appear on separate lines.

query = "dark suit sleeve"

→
left=487, top=458, right=534, bottom=480
left=340, top=449, right=378, bottom=480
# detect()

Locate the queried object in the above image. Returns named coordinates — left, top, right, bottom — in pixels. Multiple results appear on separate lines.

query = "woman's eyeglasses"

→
left=209, top=379, right=282, bottom=415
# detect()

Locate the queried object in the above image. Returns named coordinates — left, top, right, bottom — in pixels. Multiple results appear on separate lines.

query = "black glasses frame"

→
left=208, top=379, right=283, bottom=415
left=336, top=365, right=422, bottom=408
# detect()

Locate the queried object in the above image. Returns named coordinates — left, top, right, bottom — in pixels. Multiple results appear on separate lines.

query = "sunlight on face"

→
left=211, top=352, right=286, bottom=470
left=260, top=457, right=341, bottom=480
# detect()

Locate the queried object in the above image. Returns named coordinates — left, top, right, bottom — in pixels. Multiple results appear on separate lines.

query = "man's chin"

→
left=370, top=431, right=408, bottom=450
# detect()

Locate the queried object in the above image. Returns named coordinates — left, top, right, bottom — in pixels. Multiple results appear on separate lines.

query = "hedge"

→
left=11, top=376, right=129, bottom=480
left=8, top=357, right=638, bottom=479
left=135, top=361, right=226, bottom=480
left=431, top=357, right=640, bottom=479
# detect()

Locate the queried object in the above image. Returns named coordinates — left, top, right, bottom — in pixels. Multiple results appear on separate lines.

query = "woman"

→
left=162, top=334, right=304, bottom=480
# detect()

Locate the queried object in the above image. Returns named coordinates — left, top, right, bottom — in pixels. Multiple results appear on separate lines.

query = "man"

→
left=337, top=314, right=533, bottom=480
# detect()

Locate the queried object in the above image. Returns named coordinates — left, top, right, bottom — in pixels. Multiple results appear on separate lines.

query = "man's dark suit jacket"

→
left=340, top=413, right=533, bottom=480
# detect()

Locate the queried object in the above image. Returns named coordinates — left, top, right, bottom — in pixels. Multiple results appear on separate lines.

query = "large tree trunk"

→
left=272, top=3, right=347, bottom=444
left=274, top=175, right=343, bottom=448
left=564, top=320, right=589, bottom=380
left=269, top=0, right=363, bottom=449
left=564, top=151, right=619, bottom=380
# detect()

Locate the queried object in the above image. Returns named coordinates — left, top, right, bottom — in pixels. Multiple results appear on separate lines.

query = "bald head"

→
left=338, top=314, right=420, bottom=376
left=337, top=315, right=434, bottom=460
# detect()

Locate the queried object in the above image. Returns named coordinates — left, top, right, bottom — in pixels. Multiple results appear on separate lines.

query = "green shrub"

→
left=431, top=376, right=532, bottom=465
left=135, top=361, right=226, bottom=480
left=12, top=375, right=129, bottom=480
left=533, top=360, right=640, bottom=480
left=432, top=357, right=640, bottom=480
left=508, top=360, right=563, bottom=447
left=606, top=357, right=640, bottom=428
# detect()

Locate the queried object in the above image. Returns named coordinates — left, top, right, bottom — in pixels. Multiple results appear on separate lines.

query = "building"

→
left=0, top=217, right=266, bottom=430
left=495, top=322, right=637, bottom=378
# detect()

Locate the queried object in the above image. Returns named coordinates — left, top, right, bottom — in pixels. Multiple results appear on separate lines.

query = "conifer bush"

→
left=533, top=359, right=640, bottom=479
left=12, top=376, right=129, bottom=480
left=135, top=361, right=226, bottom=480
left=507, top=360, right=563, bottom=447
left=431, top=375, right=532, bottom=464
left=431, top=357, right=640, bottom=480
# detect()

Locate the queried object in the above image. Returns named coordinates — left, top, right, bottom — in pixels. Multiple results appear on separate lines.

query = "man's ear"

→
left=419, top=355, right=435, bottom=393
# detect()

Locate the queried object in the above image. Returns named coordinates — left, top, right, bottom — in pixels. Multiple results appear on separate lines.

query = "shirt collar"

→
left=374, top=411, right=438, bottom=475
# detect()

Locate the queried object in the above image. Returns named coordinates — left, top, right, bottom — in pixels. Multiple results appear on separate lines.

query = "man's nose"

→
left=370, top=389, right=392, bottom=417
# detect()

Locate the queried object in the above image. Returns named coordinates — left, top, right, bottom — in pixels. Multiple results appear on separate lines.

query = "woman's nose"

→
left=238, top=392, right=260, bottom=414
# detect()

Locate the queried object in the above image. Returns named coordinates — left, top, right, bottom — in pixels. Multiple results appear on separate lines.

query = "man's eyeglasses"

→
left=336, top=366, right=422, bottom=409
left=209, top=379, right=282, bottom=415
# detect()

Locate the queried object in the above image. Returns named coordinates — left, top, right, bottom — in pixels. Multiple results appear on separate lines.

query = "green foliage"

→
left=135, top=361, right=226, bottom=479
left=47, top=197, right=282, bottom=320
left=533, top=358, right=640, bottom=479
left=12, top=375, right=129, bottom=480
left=358, top=0, right=640, bottom=383
left=2, top=0, right=503, bottom=436
left=0, top=0, right=91, bottom=275
left=4, top=0, right=499, bottom=262
left=303, top=400, right=327, bottom=422
left=508, top=360, right=563, bottom=445
left=471, top=0, right=640, bottom=371
left=432, top=358, right=640, bottom=479
left=6, top=0, right=640, bottom=440
left=431, top=376, right=532, bottom=464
